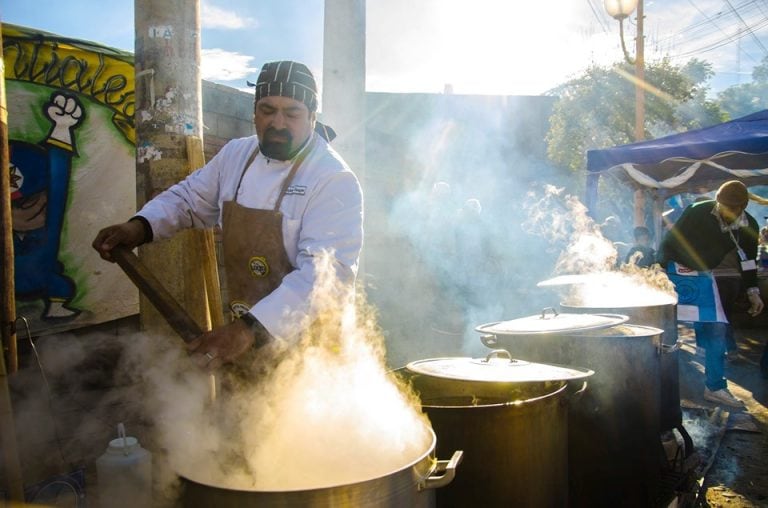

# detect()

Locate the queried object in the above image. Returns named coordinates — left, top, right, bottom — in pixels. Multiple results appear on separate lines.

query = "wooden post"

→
left=0, top=350, right=23, bottom=502
left=0, top=27, right=17, bottom=375
left=633, top=0, right=646, bottom=226
left=185, top=135, right=224, bottom=328
left=0, top=21, right=26, bottom=501
left=134, top=0, right=209, bottom=337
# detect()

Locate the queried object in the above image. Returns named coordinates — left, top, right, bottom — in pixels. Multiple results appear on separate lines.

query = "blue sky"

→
left=2, top=0, right=767, bottom=97
left=0, top=0, right=324, bottom=94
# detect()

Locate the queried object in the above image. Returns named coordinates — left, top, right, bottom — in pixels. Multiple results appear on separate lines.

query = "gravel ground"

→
left=677, top=323, right=768, bottom=508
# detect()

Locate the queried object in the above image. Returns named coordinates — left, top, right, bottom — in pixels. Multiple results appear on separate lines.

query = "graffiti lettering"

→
left=3, top=36, right=136, bottom=143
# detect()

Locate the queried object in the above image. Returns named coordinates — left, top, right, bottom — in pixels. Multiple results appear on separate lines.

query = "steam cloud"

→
left=120, top=251, right=432, bottom=495
left=523, top=185, right=676, bottom=307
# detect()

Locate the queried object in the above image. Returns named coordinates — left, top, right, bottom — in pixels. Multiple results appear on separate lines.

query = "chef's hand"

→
left=748, top=292, right=764, bottom=317
left=92, top=220, right=146, bottom=262
left=187, top=319, right=256, bottom=370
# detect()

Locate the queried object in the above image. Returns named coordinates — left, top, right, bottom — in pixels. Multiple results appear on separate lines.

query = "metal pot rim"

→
left=475, top=309, right=629, bottom=336
left=405, top=350, right=594, bottom=384
left=176, top=427, right=437, bottom=493
left=559, top=300, right=677, bottom=309
left=418, top=381, right=570, bottom=409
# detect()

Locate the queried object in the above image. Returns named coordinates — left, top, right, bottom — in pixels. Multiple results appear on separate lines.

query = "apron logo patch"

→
left=249, top=256, right=270, bottom=277
left=285, top=185, right=306, bottom=196
left=230, top=301, right=250, bottom=318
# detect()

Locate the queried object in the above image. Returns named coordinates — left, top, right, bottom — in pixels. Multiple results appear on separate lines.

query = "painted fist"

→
left=45, top=92, right=84, bottom=146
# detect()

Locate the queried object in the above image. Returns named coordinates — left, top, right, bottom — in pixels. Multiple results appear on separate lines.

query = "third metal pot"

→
left=477, top=310, right=666, bottom=508
left=559, top=300, right=683, bottom=433
left=559, top=299, right=696, bottom=468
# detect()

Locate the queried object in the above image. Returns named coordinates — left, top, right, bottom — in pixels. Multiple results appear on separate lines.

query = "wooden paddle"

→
left=111, top=245, right=203, bottom=343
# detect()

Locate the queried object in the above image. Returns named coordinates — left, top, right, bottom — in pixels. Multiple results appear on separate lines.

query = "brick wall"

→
left=201, top=80, right=254, bottom=161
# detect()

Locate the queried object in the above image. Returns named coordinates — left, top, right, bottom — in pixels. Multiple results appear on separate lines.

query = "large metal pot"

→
left=560, top=300, right=683, bottom=433
left=178, top=427, right=462, bottom=507
left=559, top=300, right=696, bottom=469
left=478, top=310, right=666, bottom=508
left=398, top=350, right=594, bottom=508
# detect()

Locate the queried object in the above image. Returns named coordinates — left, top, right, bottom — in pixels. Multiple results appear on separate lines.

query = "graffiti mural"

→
left=4, top=24, right=138, bottom=334
left=11, top=92, right=85, bottom=319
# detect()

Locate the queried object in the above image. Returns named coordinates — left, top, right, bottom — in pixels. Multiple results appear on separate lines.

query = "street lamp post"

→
left=605, top=0, right=646, bottom=226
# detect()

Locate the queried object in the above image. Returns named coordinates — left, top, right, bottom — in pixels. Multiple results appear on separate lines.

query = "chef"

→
left=93, top=60, right=364, bottom=369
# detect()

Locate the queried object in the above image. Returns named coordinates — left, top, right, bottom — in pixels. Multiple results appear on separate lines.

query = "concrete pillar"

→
left=322, top=0, right=366, bottom=182
left=134, top=0, right=209, bottom=337
left=323, top=0, right=367, bottom=281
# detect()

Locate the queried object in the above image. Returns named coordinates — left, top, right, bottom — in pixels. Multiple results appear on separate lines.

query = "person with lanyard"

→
left=92, top=60, right=364, bottom=369
left=658, top=180, right=765, bottom=407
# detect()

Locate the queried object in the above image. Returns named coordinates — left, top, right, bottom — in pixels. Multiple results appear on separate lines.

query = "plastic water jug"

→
left=95, top=423, right=152, bottom=508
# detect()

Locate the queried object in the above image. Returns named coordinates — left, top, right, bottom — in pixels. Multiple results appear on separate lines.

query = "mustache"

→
left=264, top=127, right=292, bottom=141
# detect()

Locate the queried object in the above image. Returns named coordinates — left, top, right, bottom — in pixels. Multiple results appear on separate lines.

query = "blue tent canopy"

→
left=585, top=110, right=768, bottom=213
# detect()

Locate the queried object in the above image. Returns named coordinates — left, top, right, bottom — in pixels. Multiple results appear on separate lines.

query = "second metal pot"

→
left=398, top=350, right=593, bottom=508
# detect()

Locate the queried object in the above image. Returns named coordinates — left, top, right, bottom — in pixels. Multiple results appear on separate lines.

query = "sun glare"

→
left=370, top=1, right=612, bottom=95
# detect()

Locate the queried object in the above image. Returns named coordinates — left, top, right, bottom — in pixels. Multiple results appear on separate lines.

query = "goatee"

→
left=260, top=127, right=296, bottom=160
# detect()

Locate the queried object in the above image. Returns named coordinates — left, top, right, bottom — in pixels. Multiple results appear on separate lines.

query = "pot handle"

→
left=483, top=349, right=512, bottom=363
left=480, top=334, right=498, bottom=348
left=418, top=450, right=463, bottom=491
left=661, top=339, right=682, bottom=354
left=540, top=307, right=559, bottom=319
left=567, top=380, right=589, bottom=403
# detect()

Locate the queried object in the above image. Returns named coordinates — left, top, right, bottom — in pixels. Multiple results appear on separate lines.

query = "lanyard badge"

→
left=724, top=224, right=756, bottom=271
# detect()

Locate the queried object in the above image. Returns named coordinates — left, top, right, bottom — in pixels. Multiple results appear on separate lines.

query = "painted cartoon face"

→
left=9, top=141, right=51, bottom=198
left=9, top=163, right=23, bottom=200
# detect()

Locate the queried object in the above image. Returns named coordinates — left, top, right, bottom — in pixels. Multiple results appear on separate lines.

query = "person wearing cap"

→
left=658, top=180, right=764, bottom=407
left=92, top=61, right=363, bottom=368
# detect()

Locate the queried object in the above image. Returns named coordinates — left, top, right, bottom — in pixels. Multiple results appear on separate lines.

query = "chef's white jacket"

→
left=136, top=132, right=364, bottom=341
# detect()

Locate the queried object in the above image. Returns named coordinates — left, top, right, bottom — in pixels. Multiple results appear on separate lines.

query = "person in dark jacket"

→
left=658, top=180, right=764, bottom=407
left=625, top=226, right=656, bottom=267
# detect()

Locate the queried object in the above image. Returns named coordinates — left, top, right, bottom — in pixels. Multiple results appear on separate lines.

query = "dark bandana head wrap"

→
left=254, top=61, right=318, bottom=112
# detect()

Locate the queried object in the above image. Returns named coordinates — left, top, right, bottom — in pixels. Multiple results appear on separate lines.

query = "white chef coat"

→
left=136, top=132, right=364, bottom=341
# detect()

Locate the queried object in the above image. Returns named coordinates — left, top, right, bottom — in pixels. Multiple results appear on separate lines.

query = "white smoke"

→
left=524, top=185, right=677, bottom=306
left=122, top=251, right=432, bottom=493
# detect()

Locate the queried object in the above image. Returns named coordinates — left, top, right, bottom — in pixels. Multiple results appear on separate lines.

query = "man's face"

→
left=718, top=202, right=746, bottom=224
left=254, top=96, right=315, bottom=160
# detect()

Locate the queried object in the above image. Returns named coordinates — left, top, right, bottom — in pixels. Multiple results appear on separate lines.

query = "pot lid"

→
left=406, top=350, right=594, bottom=384
left=475, top=307, right=629, bottom=336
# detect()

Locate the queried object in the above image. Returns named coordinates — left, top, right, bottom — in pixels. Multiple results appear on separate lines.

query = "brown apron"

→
left=221, top=140, right=313, bottom=319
